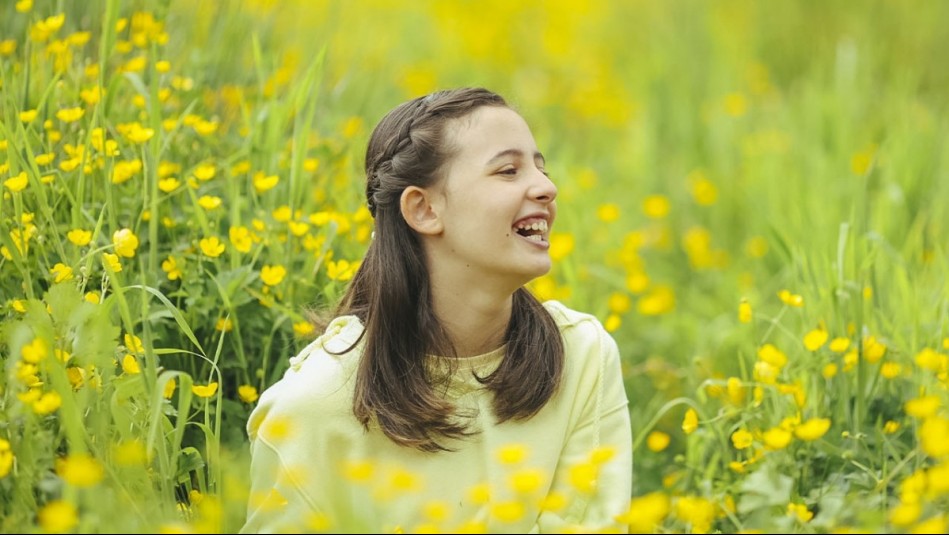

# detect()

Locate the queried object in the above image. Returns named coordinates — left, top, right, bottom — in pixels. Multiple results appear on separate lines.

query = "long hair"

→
left=335, top=87, right=565, bottom=452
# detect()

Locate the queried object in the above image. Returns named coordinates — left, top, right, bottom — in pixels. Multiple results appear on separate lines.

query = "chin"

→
left=521, top=261, right=552, bottom=281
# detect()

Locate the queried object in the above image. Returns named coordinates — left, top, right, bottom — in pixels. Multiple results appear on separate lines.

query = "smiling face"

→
left=423, top=105, right=558, bottom=292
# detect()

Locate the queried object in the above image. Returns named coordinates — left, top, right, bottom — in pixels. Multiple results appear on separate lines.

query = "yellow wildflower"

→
left=738, top=298, right=752, bottom=323
left=0, top=438, right=14, bottom=478
left=794, top=418, right=831, bottom=441
left=163, top=378, right=176, bottom=399
left=67, top=229, right=93, bottom=246
left=548, top=232, right=574, bottom=261
left=114, top=440, right=148, bottom=466
left=920, top=417, right=949, bottom=457
left=615, top=492, right=670, bottom=533
left=260, top=265, right=287, bottom=286
left=777, top=289, right=804, bottom=307
left=112, top=228, right=139, bottom=258
left=596, top=203, right=620, bottom=222
left=905, top=396, right=940, bottom=419
left=509, top=468, right=545, bottom=494
left=21, top=337, right=48, bottom=363
left=193, top=163, right=216, bottom=181
left=51, top=263, right=74, bottom=282
left=38, top=500, right=79, bottom=533
left=803, top=326, right=828, bottom=351
left=731, top=429, right=753, bottom=450
left=33, top=391, right=62, bottom=414
left=199, top=236, right=225, bottom=258
left=102, top=252, right=122, bottom=273
left=863, top=335, right=887, bottom=363
left=829, top=337, right=851, bottom=353
left=758, top=343, right=788, bottom=368
left=253, top=172, right=279, bottom=193
left=161, top=256, right=183, bottom=280
left=326, top=259, right=357, bottom=281
left=4, top=171, right=29, bottom=192
left=342, top=460, right=374, bottom=482
left=20, top=109, right=38, bottom=123
left=646, top=431, right=670, bottom=452
left=229, top=226, right=253, bottom=253
left=121, top=354, right=140, bottom=374
left=238, top=385, right=259, bottom=403
left=491, top=501, right=525, bottom=523
left=787, top=503, right=813, bottom=522
left=293, top=321, right=315, bottom=337
left=762, top=427, right=793, bottom=450
left=682, top=408, right=698, bottom=434
left=56, top=107, right=84, bottom=123
left=642, top=194, right=670, bottom=219
left=56, top=453, right=105, bottom=487
left=197, top=195, right=222, bottom=210
left=497, top=444, right=528, bottom=465
left=192, top=382, right=219, bottom=398
left=158, top=177, right=181, bottom=192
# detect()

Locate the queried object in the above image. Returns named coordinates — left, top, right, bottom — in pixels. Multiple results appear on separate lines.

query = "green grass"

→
left=1, top=0, right=948, bottom=532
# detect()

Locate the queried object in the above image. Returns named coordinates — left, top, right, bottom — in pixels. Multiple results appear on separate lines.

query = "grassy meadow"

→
left=2, top=0, right=949, bottom=532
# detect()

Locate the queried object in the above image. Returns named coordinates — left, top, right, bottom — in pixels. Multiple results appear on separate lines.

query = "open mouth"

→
left=513, top=218, right=549, bottom=243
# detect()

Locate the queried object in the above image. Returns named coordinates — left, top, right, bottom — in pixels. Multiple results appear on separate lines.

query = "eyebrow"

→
left=485, top=149, right=546, bottom=167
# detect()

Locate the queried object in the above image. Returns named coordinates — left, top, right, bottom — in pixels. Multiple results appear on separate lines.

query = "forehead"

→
left=444, top=106, right=538, bottom=163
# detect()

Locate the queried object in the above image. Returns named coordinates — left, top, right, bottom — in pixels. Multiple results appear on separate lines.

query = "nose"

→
left=530, top=168, right=557, bottom=204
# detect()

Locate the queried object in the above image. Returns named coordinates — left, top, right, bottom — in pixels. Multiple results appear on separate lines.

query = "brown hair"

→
left=336, top=87, right=564, bottom=452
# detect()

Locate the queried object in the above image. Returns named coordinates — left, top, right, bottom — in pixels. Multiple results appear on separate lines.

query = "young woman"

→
left=241, top=87, right=633, bottom=534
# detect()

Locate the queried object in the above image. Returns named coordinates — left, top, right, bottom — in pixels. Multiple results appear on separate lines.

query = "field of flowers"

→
left=2, top=0, right=948, bottom=532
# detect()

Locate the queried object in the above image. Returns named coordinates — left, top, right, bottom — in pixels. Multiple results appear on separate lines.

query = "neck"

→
left=429, top=278, right=514, bottom=358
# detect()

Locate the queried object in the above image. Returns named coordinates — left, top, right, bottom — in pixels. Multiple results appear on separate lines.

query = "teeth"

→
left=515, top=219, right=548, bottom=232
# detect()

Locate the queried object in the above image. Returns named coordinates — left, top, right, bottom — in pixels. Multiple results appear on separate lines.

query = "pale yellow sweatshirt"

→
left=241, top=300, right=632, bottom=534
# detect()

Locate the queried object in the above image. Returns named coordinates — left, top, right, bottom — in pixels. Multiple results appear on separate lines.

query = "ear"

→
left=400, top=186, right=443, bottom=235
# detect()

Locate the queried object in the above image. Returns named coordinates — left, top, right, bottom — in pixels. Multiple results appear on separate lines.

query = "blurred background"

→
left=2, top=0, right=949, bottom=532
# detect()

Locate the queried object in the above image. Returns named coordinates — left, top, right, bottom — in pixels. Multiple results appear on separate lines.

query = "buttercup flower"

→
left=67, top=229, right=93, bottom=246
left=260, top=265, right=287, bottom=286
left=193, top=382, right=219, bottom=398
left=112, top=228, right=139, bottom=258
left=200, top=236, right=225, bottom=257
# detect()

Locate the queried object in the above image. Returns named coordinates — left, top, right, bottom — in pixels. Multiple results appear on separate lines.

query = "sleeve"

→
left=537, top=323, right=633, bottom=534
left=240, top=434, right=322, bottom=534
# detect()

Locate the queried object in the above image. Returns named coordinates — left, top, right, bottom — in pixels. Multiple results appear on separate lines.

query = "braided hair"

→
left=336, top=88, right=564, bottom=452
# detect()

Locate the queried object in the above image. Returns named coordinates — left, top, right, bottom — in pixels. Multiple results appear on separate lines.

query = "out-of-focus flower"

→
left=646, top=431, right=670, bottom=452
left=238, top=385, right=259, bottom=403
left=193, top=382, right=219, bottom=398
left=200, top=236, right=225, bottom=258
left=682, top=408, right=698, bottom=435
left=261, top=265, right=287, bottom=286
left=67, top=229, right=93, bottom=246
left=56, top=454, right=105, bottom=487
left=38, top=500, right=79, bottom=533
left=112, top=228, right=139, bottom=258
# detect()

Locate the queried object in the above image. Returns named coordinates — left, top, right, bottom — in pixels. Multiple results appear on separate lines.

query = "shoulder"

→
left=542, top=299, right=621, bottom=370
left=542, top=300, right=612, bottom=343
left=247, top=315, right=364, bottom=440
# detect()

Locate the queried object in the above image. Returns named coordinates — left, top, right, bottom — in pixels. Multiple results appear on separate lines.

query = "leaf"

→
left=45, top=282, right=82, bottom=328
left=737, top=464, right=794, bottom=515
left=72, top=298, right=121, bottom=370
left=125, top=284, right=206, bottom=356
left=176, top=446, right=207, bottom=482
